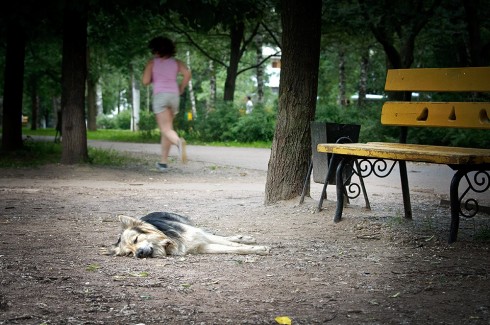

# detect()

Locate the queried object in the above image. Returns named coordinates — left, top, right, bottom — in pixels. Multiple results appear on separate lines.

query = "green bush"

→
left=195, top=101, right=241, bottom=142
left=232, top=104, right=276, bottom=142
left=115, top=110, right=131, bottom=129
left=96, top=114, right=117, bottom=129
left=138, top=110, right=157, bottom=138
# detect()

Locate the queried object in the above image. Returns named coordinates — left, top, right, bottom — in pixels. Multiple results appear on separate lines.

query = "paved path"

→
left=30, top=137, right=488, bottom=205
left=88, top=140, right=271, bottom=171
left=88, top=140, right=456, bottom=198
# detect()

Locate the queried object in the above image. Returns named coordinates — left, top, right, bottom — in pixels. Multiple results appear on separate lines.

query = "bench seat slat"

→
left=317, top=142, right=490, bottom=165
left=385, top=67, right=490, bottom=92
left=382, top=102, right=490, bottom=128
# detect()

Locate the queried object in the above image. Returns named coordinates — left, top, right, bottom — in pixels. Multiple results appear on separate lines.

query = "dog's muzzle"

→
left=135, top=245, right=154, bottom=258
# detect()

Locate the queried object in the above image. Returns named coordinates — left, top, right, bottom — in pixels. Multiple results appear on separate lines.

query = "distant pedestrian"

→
left=142, top=36, right=191, bottom=171
left=245, top=96, right=253, bottom=114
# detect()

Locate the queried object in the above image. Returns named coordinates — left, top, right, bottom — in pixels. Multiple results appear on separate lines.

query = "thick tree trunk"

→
left=264, top=0, right=322, bottom=204
left=61, top=1, right=88, bottom=164
left=462, top=0, right=483, bottom=66
left=223, top=22, right=244, bottom=101
left=1, top=21, right=25, bottom=151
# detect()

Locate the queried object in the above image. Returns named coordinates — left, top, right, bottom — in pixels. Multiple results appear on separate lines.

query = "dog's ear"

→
left=117, top=215, right=142, bottom=229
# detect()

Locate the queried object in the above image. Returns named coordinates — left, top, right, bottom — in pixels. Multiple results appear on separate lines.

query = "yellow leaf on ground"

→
left=275, top=316, right=292, bottom=325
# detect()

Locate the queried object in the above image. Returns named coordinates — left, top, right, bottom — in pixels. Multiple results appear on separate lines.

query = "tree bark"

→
left=86, top=48, right=97, bottom=131
left=61, top=1, right=88, bottom=164
left=255, top=34, right=264, bottom=102
left=358, top=50, right=369, bottom=107
left=338, top=48, right=347, bottom=106
left=29, top=77, right=39, bottom=130
left=1, top=20, right=26, bottom=151
left=264, top=0, right=322, bottom=204
left=223, top=21, right=245, bottom=101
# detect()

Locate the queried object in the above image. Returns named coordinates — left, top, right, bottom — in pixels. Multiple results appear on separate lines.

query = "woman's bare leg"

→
left=155, top=108, right=180, bottom=164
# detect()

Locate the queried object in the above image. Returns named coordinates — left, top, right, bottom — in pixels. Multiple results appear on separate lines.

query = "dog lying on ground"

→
left=102, top=212, right=270, bottom=258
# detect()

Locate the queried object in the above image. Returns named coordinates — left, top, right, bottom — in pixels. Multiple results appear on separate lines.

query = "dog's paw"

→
left=99, top=246, right=112, bottom=256
left=255, top=245, right=271, bottom=255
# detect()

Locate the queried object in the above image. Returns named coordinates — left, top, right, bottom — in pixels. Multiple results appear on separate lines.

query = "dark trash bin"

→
left=310, top=122, right=361, bottom=184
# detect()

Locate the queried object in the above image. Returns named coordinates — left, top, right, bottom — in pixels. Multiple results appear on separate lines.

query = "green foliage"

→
left=191, top=101, right=276, bottom=143
left=137, top=109, right=158, bottom=138
left=96, top=114, right=117, bottom=129
left=195, top=101, right=241, bottom=141
left=88, top=147, right=145, bottom=166
left=96, top=110, right=132, bottom=130
left=231, top=104, right=276, bottom=142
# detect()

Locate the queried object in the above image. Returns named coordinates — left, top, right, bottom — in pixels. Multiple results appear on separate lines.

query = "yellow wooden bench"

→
left=317, top=67, right=490, bottom=243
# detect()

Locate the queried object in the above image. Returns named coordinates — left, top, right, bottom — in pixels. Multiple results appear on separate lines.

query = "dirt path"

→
left=1, top=153, right=489, bottom=324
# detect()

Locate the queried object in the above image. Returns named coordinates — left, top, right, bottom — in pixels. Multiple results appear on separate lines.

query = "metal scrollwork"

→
left=357, top=158, right=397, bottom=178
left=459, top=169, right=490, bottom=218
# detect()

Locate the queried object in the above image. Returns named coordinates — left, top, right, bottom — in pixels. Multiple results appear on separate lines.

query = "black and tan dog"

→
left=102, top=212, right=270, bottom=258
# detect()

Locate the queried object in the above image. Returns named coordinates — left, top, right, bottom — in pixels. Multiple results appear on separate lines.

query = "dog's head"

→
left=103, top=215, right=176, bottom=258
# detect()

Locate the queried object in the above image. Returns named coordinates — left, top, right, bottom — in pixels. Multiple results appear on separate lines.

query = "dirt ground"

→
left=1, top=152, right=489, bottom=325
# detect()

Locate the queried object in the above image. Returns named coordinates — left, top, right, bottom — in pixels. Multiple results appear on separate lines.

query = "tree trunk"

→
left=186, top=50, right=197, bottom=119
left=86, top=47, right=97, bottom=131
left=264, top=0, right=322, bottom=204
left=87, top=74, right=97, bottom=131
left=462, top=0, right=483, bottom=66
left=223, top=21, right=244, bottom=101
left=358, top=49, right=369, bottom=107
left=255, top=34, right=264, bottom=102
left=61, top=1, right=88, bottom=164
left=130, top=65, right=140, bottom=131
left=1, top=20, right=26, bottom=151
left=208, top=60, right=216, bottom=112
left=338, top=48, right=347, bottom=106
left=29, top=77, right=39, bottom=130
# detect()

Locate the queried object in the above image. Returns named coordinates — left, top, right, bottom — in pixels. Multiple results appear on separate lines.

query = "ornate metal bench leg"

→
left=399, top=160, right=412, bottom=219
left=354, top=159, right=370, bottom=210
left=334, top=158, right=347, bottom=222
left=300, top=159, right=313, bottom=204
left=317, top=153, right=339, bottom=211
left=449, top=169, right=466, bottom=244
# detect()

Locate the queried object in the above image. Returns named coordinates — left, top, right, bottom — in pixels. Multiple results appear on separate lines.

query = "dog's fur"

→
left=102, top=212, right=270, bottom=258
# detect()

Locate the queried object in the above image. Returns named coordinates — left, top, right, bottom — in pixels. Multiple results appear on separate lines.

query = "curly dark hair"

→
left=148, top=36, right=176, bottom=57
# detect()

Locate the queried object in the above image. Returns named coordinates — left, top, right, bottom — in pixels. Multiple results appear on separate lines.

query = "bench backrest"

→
left=381, top=67, right=490, bottom=130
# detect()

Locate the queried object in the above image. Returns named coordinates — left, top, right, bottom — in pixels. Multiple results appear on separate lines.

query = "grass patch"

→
left=88, top=147, right=147, bottom=167
left=21, top=128, right=271, bottom=148
left=0, top=140, right=149, bottom=168
left=0, top=140, right=62, bottom=167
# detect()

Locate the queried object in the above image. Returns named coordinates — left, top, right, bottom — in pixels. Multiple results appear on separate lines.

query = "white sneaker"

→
left=155, top=162, right=168, bottom=172
left=178, top=138, right=187, bottom=163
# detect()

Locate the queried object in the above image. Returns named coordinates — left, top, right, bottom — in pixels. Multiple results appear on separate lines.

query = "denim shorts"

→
left=152, top=93, right=180, bottom=115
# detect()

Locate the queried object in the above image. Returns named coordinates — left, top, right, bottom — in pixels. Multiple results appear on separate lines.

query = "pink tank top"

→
left=152, top=57, right=179, bottom=94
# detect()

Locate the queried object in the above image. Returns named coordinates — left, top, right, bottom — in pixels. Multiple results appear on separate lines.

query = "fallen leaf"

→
left=275, top=316, right=292, bottom=324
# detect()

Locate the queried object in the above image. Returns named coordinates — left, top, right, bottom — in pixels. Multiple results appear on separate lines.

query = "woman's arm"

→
left=177, top=59, right=192, bottom=95
left=142, top=59, right=154, bottom=86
